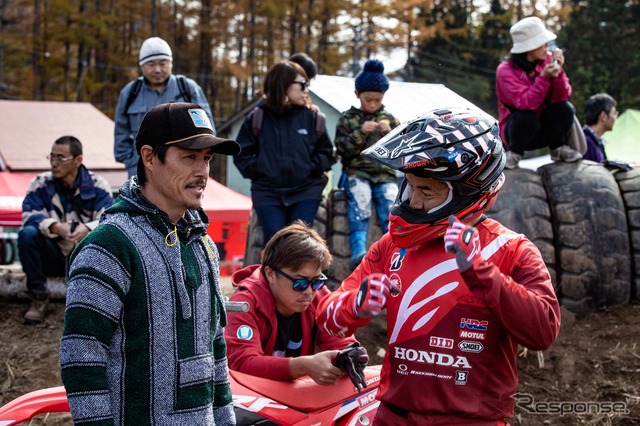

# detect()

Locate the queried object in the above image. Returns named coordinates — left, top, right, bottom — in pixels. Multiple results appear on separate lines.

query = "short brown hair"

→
left=261, top=220, right=331, bottom=278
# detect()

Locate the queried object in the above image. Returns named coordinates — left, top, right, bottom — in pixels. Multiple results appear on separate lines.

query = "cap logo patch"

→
left=188, top=109, right=213, bottom=130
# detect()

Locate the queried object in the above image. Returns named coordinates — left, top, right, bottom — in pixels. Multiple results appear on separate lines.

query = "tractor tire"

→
left=325, top=188, right=351, bottom=290
left=538, top=161, right=631, bottom=317
left=324, top=188, right=383, bottom=290
left=610, top=166, right=640, bottom=300
left=486, top=168, right=557, bottom=289
left=242, top=200, right=330, bottom=268
left=242, top=209, right=263, bottom=267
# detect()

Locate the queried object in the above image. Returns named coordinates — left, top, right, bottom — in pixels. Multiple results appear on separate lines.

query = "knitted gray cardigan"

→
left=60, top=179, right=235, bottom=425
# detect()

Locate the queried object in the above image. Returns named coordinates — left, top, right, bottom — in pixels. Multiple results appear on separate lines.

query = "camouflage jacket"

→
left=335, top=106, right=400, bottom=183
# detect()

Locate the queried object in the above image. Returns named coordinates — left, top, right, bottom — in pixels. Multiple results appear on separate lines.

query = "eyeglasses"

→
left=47, top=154, right=76, bottom=163
left=274, top=267, right=327, bottom=292
left=291, top=80, right=310, bottom=91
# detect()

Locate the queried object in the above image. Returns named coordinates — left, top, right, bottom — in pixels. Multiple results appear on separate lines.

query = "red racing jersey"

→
left=317, top=218, right=560, bottom=422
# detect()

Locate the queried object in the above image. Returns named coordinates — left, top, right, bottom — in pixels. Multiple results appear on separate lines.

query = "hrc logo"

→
left=460, top=318, right=488, bottom=331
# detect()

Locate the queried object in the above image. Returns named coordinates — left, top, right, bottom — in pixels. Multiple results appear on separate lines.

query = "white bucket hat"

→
left=510, top=16, right=556, bottom=54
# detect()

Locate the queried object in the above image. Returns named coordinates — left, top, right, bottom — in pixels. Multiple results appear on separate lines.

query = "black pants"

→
left=505, top=101, right=574, bottom=155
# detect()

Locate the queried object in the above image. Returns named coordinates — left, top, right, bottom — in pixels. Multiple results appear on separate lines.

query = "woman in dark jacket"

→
left=234, top=61, right=335, bottom=243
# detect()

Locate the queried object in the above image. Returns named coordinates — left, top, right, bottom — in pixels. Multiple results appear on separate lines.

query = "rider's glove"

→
left=332, top=342, right=369, bottom=392
left=444, top=215, right=483, bottom=272
left=353, top=273, right=392, bottom=318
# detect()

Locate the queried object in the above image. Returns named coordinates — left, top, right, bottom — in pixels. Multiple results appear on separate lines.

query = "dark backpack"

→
left=123, top=74, right=192, bottom=114
left=251, top=106, right=326, bottom=139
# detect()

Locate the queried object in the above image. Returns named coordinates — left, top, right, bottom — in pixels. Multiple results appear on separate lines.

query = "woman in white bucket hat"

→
left=496, top=16, right=581, bottom=169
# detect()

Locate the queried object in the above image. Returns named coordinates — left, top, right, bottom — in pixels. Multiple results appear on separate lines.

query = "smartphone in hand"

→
left=548, top=40, right=559, bottom=67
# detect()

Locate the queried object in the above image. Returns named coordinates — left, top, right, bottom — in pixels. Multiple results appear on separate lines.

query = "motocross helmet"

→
left=362, top=107, right=505, bottom=249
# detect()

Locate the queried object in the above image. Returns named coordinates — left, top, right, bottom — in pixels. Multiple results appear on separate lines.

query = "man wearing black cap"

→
left=60, top=102, right=240, bottom=425
left=114, top=37, right=215, bottom=177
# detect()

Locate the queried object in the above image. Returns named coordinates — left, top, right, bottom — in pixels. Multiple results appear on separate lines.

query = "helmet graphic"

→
left=363, top=107, right=506, bottom=249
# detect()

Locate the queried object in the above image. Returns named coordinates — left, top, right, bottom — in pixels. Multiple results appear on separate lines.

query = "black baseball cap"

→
left=135, top=102, right=241, bottom=155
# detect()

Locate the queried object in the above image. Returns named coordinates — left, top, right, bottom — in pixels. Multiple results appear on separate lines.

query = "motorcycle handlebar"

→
left=225, top=301, right=250, bottom=312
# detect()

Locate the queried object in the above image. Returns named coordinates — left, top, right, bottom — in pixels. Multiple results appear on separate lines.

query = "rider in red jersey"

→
left=316, top=107, right=561, bottom=425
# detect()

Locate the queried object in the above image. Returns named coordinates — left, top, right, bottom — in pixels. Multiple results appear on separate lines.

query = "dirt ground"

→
left=0, top=298, right=638, bottom=425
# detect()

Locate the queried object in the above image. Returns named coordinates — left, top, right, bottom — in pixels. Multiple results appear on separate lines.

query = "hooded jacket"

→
left=233, top=100, right=335, bottom=206
left=496, top=56, right=572, bottom=143
left=225, top=264, right=356, bottom=381
left=60, top=178, right=234, bottom=425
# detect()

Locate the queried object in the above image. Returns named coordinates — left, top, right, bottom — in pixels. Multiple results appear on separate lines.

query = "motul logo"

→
left=429, top=336, right=454, bottom=349
left=459, top=330, right=485, bottom=340
left=394, top=346, right=471, bottom=369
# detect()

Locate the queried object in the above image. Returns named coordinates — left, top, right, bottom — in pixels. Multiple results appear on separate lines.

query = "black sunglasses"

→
left=274, top=267, right=327, bottom=292
left=291, top=80, right=310, bottom=91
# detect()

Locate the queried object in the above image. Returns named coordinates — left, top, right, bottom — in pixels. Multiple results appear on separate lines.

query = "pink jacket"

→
left=495, top=56, right=572, bottom=142
left=225, top=265, right=356, bottom=381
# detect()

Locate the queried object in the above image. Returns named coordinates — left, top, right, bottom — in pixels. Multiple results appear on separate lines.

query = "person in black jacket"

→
left=234, top=61, right=335, bottom=243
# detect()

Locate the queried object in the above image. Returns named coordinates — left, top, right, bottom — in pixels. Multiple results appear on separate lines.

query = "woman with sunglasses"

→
left=225, top=221, right=358, bottom=385
left=233, top=60, right=335, bottom=245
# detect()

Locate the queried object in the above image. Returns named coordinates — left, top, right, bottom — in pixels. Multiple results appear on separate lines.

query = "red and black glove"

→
left=332, top=342, right=369, bottom=393
left=353, top=273, right=393, bottom=318
left=444, top=215, right=483, bottom=272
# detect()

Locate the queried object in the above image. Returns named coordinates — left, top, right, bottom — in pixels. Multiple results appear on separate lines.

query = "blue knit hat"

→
left=355, top=59, right=389, bottom=93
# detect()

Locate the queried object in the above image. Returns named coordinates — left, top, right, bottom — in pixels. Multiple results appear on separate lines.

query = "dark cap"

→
left=135, top=102, right=241, bottom=155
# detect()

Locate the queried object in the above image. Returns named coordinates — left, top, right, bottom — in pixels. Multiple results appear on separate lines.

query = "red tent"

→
left=0, top=171, right=37, bottom=226
left=201, top=178, right=252, bottom=263
left=0, top=172, right=251, bottom=262
left=201, top=177, right=251, bottom=223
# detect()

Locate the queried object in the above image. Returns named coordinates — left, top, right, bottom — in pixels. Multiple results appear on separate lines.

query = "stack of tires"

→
left=487, top=162, right=638, bottom=317
left=243, top=161, right=639, bottom=317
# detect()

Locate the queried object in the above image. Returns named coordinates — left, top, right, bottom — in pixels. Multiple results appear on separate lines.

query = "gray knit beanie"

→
left=139, top=37, right=173, bottom=66
left=355, top=59, right=389, bottom=93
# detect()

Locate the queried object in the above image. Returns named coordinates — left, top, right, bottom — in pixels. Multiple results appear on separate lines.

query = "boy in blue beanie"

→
left=335, top=59, right=400, bottom=269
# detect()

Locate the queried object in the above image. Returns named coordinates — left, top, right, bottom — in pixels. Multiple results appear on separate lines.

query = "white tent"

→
left=602, top=109, right=640, bottom=164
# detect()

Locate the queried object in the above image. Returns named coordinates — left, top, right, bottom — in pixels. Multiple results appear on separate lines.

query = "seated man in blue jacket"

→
left=19, top=135, right=113, bottom=324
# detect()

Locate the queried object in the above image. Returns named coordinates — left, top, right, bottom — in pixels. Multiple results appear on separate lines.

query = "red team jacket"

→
left=317, top=218, right=561, bottom=422
left=225, top=265, right=356, bottom=381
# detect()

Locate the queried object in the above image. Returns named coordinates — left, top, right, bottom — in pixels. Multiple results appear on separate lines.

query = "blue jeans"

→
left=18, top=225, right=67, bottom=292
left=254, top=199, right=321, bottom=245
left=346, top=177, right=398, bottom=234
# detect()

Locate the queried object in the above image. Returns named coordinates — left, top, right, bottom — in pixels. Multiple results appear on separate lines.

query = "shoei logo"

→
left=189, top=109, right=212, bottom=129
left=237, top=325, right=253, bottom=340
left=458, top=340, right=484, bottom=353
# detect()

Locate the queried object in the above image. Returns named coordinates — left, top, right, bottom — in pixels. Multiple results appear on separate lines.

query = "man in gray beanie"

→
left=114, top=37, right=215, bottom=177
left=335, top=58, right=400, bottom=269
